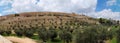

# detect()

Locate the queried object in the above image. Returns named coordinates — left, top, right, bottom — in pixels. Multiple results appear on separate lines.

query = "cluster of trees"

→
left=14, top=27, right=35, bottom=37
left=1, top=24, right=120, bottom=43
left=99, top=18, right=119, bottom=25
left=38, top=26, right=57, bottom=42
left=116, top=27, right=120, bottom=43
left=36, top=25, right=120, bottom=43
left=36, top=26, right=73, bottom=43
left=74, top=26, right=115, bottom=43
left=1, top=18, right=120, bottom=43
left=0, top=29, right=11, bottom=36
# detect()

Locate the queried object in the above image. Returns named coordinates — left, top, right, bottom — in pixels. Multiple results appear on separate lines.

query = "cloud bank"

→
left=0, top=0, right=12, bottom=6
left=0, top=0, right=120, bottom=20
left=6, top=0, right=97, bottom=13
left=107, top=0, right=117, bottom=6
left=88, top=9, right=120, bottom=20
left=0, top=13, right=1, bottom=16
left=37, top=0, right=97, bottom=13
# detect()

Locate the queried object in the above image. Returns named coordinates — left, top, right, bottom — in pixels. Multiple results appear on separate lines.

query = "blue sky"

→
left=0, top=0, right=120, bottom=20
left=96, top=0, right=120, bottom=12
left=96, top=0, right=108, bottom=11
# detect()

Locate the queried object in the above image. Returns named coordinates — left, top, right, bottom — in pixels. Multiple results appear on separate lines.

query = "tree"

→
left=48, top=27, right=57, bottom=41
left=75, top=27, right=95, bottom=43
left=4, top=30, right=12, bottom=36
left=0, top=30, right=4, bottom=35
left=116, top=27, right=120, bottom=43
left=38, top=27, right=49, bottom=42
left=75, top=25, right=114, bottom=43
left=14, top=28, right=24, bottom=36
left=59, top=31, right=72, bottom=43
left=0, top=30, right=11, bottom=36
left=15, top=14, right=20, bottom=17
left=99, top=18, right=114, bottom=25
left=24, top=28, right=34, bottom=38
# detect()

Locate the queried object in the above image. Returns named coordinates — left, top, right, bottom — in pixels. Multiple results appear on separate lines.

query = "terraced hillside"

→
left=0, top=12, right=99, bottom=30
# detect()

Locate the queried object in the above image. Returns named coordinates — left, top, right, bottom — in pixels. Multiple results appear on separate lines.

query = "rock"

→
left=0, top=35, right=12, bottom=43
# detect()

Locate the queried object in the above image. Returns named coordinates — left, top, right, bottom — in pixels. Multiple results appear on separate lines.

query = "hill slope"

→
left=0, top=12, right=99, bottom=30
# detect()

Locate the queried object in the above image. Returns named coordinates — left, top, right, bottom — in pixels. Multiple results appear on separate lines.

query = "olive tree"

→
left=59, top=30, right=72, bottom=43
left=48, top=27, right=57, bottom=41
left=38, top=27, right=49, bottom=42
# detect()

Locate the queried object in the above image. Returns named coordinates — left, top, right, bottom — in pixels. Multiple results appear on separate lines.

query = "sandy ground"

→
left=5, top=37, right=37, bottom=43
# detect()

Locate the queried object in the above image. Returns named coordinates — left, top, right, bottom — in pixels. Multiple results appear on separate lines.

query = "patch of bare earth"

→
left=5, top=37, right=37, bottom=43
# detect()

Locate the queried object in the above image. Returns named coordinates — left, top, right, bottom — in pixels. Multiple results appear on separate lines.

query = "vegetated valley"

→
left=0, top=12, right=120, bottom=43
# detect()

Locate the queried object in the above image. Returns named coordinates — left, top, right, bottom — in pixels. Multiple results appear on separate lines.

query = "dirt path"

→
left=0, top=35, right=12, bottom=43
left=5, top=37, right=37, bottom=43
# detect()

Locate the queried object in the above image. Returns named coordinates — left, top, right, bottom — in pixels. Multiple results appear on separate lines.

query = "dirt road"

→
left=6, top=37, right=37, bottom=43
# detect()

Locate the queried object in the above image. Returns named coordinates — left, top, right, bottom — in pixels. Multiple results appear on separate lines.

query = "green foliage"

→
left=59, top=30, right=72, bottom=43
left=14, top=28, right=24, bottom=37
left=111, top=37, right=117, bottom=43
left=116, top=27, right=120, bottom=43
left=48, top=27, right=57, bottom=41
left=38, top=27, right=49, bottom=42
left=1, top=18, right=120, bottom=43
left=75, top=26, right=115, bottom=43
left=14, top=27, right=35, bottom=37
left=98, top=18, right=118, bottom=25
left=24, top=28, right=34, bottom=38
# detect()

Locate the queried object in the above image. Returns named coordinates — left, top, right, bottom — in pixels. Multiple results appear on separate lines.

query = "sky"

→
left=0, top=0, right=120, bottom=20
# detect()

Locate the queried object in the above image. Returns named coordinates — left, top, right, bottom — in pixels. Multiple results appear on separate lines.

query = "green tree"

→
left=38, top=27, right=49, bottom=42
left=116, top=27, right=120, bottom=43
left=48, top=27, right=57, bottom=41
left=14, top=28, right=24, bottom=36
left=59, top=31, right=72, bottom=43
left=75, top=26, right=114, bottom=43
left=24, top=28, right=34, bottom=38
left=99, top=18, right=113, bottom=25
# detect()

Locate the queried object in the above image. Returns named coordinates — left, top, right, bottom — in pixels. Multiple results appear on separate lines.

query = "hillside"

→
left=0, top=12, right=120, bottom=43
left=0, top=12, right=99, bottom=30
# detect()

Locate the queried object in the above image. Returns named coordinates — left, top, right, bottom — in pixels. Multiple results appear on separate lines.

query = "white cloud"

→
left=10, top=0, right=41, bottom=13
left=0, top=13, right=2, bottom=16
left=88, top=9, right=120, bottom=20
left=37, top=0, right=97, bottom=13
left=107, top=0, right=116, bottom=6
left=0, top=0, right=12, bottom=6
left=1, top=0, right=120, bottom=20
left=3, top=0, right=97, bottom=13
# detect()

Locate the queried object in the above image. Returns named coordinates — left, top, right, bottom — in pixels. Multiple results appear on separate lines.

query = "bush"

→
left=15, top=14, right=20, bottom=17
